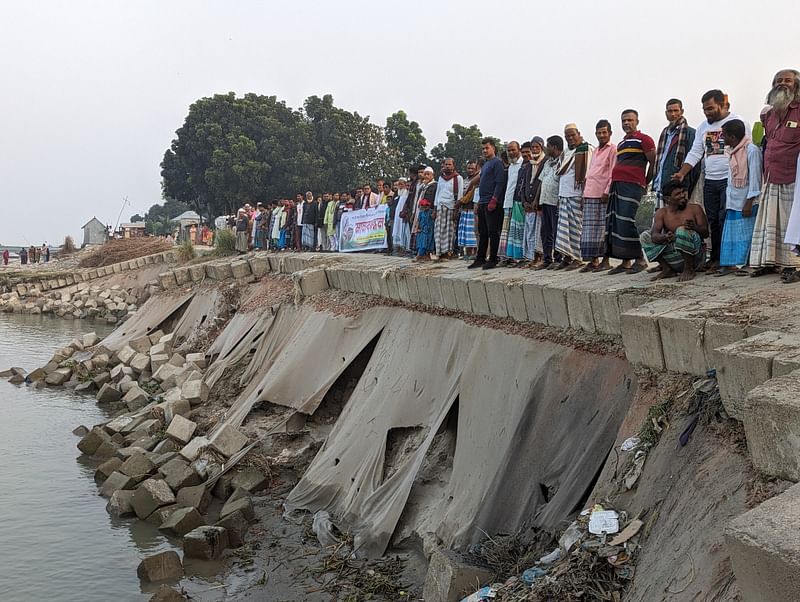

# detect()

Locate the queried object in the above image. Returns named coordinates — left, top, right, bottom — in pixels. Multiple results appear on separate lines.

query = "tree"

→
left=143, top=198, right=191, bottom=235
left=430, top=124, right=485, bottom=174
left=129, top=213, right=144, bottom=222
left=385, top=110, right=427, bottom=168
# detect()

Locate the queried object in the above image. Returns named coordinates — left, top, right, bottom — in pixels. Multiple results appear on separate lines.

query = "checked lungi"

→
left=301, top=224, right=315, bottom=249
left=750, top=182, right=800, bottom=268
left=720, top=207, right=759, bottom=267
left=580, top=197, right=606, bottom=260
left=505, top=202, right=525, bottom=260
left=555, top=196, right=583, bottom=261
left=640, top=227, right=704, bottom=272
left=523, top=211, right=541, bottom=260
left=606, top=181, right=644, bottom=259
left=498, top=208, right=512, bottom=258
left=458, top=209, right=477, bottom=248
left=434, top=206, right=455, bottom=256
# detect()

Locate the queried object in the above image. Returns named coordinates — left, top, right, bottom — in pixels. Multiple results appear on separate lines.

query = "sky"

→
left=0, top=0, right=795, bottom=247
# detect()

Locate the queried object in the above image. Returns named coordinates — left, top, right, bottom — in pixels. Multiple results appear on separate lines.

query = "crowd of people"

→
left=14, top=244, right=50, bottom=265
left=229, top=69, right=800, bottom=284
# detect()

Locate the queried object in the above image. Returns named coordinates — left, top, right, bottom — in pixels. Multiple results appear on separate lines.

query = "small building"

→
left=81, top=217, right=108, bottom=247
left=119, top=222, right=147, bottom=239
left=171, top=210, right=202, bottom=243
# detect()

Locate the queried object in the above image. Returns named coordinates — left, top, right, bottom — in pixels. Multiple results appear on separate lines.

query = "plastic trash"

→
left=623, top=450, right=647, bottom=490
left=589, top=509, right=620, bottom=535
left=312, top=511, right=341, bottom=547
left=559, top=521, right=582, bottom=553
left=459, top=586, right=497, bottom=602
left=620, top=436, right=640, bottom=451
left=521, top=566, right=548, bottom=585
left=537, top=547, right=562, bottom=565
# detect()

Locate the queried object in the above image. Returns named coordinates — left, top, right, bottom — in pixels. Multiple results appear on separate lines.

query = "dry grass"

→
left=78, top=238, right=173, bottom=268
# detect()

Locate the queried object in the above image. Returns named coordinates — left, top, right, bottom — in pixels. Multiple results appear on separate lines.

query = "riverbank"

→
left=4, top=250, right=800, bottom=601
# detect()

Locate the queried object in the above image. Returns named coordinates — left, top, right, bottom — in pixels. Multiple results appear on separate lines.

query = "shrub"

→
left=177, top=239, right=196, bottom=262
left=62, top=235, right=77, bottom=255
left=213, top=228, right=236, bottom=256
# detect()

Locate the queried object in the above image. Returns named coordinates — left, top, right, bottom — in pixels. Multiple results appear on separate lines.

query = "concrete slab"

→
left=619, top=299, right=693, bottom=371
left=521, top=282, right=547, bottom=325
left=725, top=482, right=800, bottom=602
left=542, top=284, right=570, bottom=329
left=426, top=276, right=444, bottom=308
left=450, top=275, right=473, bottom=313
left=503, top=282, right=528, bottom=322
left=467, top=279, right=490, bottom=316
left=484, top=280, right=508, bottom=319
left=248, top=255, right=269, bottom=279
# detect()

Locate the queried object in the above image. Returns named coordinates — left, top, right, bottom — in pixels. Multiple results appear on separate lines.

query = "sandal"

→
left=783, top=271, right=800, bottom=284
left=750, top=266, right=774, bottom=278
left=626, top=263, right=646, bottom=274
left=734, top=268, right=750, bottom=277
left=608, top=264, right=629, bottom=275
left=714, top=267, right=735, bottom=277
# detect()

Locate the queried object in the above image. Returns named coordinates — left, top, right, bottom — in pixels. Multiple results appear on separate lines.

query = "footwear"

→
left=783, top=270, right=800, bottom=284
left=467, top=260, right=485, bottom=269
left=565, top=261, right=583, bottom=271
left=482, top=261, right=498, bottom=270
left=625, top=263, right=646, bottom=274
left=608, top=264, right=629, bottom=275
left=534, top=262, right=552, bottom=270
left=714, top=267, right=735, bottom=277
left=749, top=266, right=774, bottom=277
left=578, top=263, right=595, bottom=273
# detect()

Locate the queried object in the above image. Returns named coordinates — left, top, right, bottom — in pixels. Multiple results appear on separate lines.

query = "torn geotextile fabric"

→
left=204, top=310, right=276, bottom=389
left=283, top=307, right=635, bottom=559
left=223, top=304, right=392, bottom=428
left=97, top=291, right=193, bottom=353
left=170, top=287, right=222, bottom=348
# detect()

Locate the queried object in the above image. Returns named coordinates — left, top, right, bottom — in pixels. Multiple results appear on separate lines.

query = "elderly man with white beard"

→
left=753, top=69, right=800, bottom=282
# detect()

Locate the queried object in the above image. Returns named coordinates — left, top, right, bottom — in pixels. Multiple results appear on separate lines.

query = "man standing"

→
left=433, top=158, right=464, bottom=260
left=653, top=99, right=697, bottom=209
left=316, top=193, right=329, bottom=251
left=498, top=141, right=521, bottom=262
left=753, top=69, right=800, bottom=282
left=468, top=138, right=506, bottom=270
left=294, top=193, right=304, bottom=251
left=555, top=124, right=592, bottom=269
left=580, top=120, right=616, bottom=271
left=533, top=136, right=564, bottom=269
left=606, top=110, right=656, bottom=274
left=414, top=167, right=438, bottom=260
left=457, top=160, right=480, bottom=259
left=672, top=90, right=747, bottom=273
left=392, top=178, right=411, bottom=254
left=360, top=183, right=379, bottom=210
left=301, top=191, right=317, bottom=251
left=523, top=137, right=547, bottom=266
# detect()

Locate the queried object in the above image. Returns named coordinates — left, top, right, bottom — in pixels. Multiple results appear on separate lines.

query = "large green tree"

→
left=430, top=123, right=485, bottom=174
left=385, top=110, right=427, bottom=168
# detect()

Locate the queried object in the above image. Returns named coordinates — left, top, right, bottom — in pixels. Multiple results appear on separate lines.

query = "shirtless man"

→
left=641, top=181, right=709, bottom=282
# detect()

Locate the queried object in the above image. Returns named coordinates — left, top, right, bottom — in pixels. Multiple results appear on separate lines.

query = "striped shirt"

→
left=611, top=131, right=655, bottom=188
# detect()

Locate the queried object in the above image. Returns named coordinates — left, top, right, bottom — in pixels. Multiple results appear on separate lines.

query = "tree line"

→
left=156, top=92, right=495, bottom=222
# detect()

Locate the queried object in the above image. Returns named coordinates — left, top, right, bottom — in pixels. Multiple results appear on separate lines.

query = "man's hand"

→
left=684, top=218, right=696, bottom=231
left=487, top=197, right=498, bottom=212
left=601, top=193, right=609, bottom=204
left=671, top=172, right=685, bottom=183
left=743, top=198, right=755, bottom=218
left=666, top=231, right=676, bottom=242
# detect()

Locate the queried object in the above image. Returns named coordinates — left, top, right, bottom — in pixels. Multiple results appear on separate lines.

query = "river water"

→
left=0, top=313, right=184, bottom=602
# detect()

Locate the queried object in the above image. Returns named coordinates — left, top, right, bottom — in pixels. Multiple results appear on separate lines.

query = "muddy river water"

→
left=0, top=313, right=186, bottom=602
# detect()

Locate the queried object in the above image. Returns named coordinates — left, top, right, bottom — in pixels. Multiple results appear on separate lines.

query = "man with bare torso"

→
left=641, top=180, right=709, bottom=282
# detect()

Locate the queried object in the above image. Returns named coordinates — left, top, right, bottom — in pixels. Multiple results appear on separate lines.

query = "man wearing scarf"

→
left=498, top=141, right=523, bottom=262
left=522, top=137, right=546, bottom=266
left=433, top=158, right=464, bottom=260
left=414, top=167, right=437, bottom=260
left=580, top=120, right=616, bottom=272
left=533, top=135, right=564, bottom=269
left=392, top=178, right=411, bottom=254
left=458, top=160, right=480, bottom=259
left=554, top=124, right=593, bottom=269
left=653, top=99, right=698, bottom=210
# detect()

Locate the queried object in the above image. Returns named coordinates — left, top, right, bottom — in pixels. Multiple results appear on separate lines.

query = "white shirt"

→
left=503, top=156, right=523, bottom=208
left=434, top=174, right=464, bottom=210
left=684, top=113, right=750, bottom=181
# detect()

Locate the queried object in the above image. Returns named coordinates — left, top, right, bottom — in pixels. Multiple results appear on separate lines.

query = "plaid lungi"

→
left=458, top=209, right=477, bottom=247
left=498, top=208, right=512, bottom=258
left=434, top=206, right=455, bottom=256
left=720, top=207, right=758, bottom=267
left=606, top=181, right=644, bottom=259
left=580, top=197, right=606, bottom=259
left=555, top=196, right=583, bottom=261
left=523, top=212, right=541, bottom=260
left=506, top=202, right=525, bottom=260
left=750, top=182, right=800, bottom=268
left=235, top=231, right=249, bottom=253
left=640, top=227, right=704, bottom=272
left=302, top=224, right=315, bottom=248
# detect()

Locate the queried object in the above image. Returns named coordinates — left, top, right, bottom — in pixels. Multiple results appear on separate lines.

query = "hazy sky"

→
left=0, top=0, right=794, bottom=247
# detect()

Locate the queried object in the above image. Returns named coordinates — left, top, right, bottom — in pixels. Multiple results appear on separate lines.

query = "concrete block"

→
left=184, top=353, right=206, bottom=369
left=414, top=274, right=432, bottom=307
left=467, top=279, right=490, bottom=316
left=123, top=384, right=149, bottom=409
left=566, top=288, right=596, bottom=333
left=230, top=259, right=252, bottom=279
left=95, top=457, right=123, bottom=482
left=78, top=426, right=112, bottom=455
left=130, top=353, right=151, bottom=374
left=742, top=370, right=800, bottom=480
left=220, top=496, right=254, bottom=521
left=150, top=353, right=170, bottom=373
left=119, top=451, right=157, bottom=480
left=188, top=264, right=206, bottom=282
left=159, top=506, right=205, bottom=537
left=502, top=282, right=528, bottom=322
left=132, top=478, right=176, bottom=519
left=423, top=548, right=493, bottom=602
left=542, top=285, right=570, bottom=329
left=181, top=379, right=208, bottom=406
left=619, top=299, right=690, bottom=371
left=137, top=550, right=183, bottom=583
left=158, top=272, right=177, bottom=290
left=427, top=276, right=445, bottom=308
left=521, top=283, right=547, bottom=325
left=248, top=255, right=269, bottom=279
left=230, top=467, right=268, bottom=492
left=215, top=510, right=250, bottom=548
left=45, top=368, right=72, bottom=386
left=725, top=483, right=800, bottom=602
left=266, top=254, right=283, bottom=273
left=166, top=415, right=197, bottom=445
left=703, top=319, right=747, bottom=369
left=83, top=332, right=100, bottom=348
left=118, top=345, right=137, bottom=365
left=183, top=526, right=229, bottom=560
left=773, top=349, right=800, bottom=378
left=176, top=484, right=211, bottom=513
left=484, top=280, right=508, bottom=319
left=209, top=423, right=248, bottom=458
left=714, top=331, right=792, bottom=419
left=153, top=363, right=179, bottom=384
left=99, top=471, right=136, bottom=497
left=205, top=262, right=233, bottom=281
left=159, top=457, right=202, bottom=491
left=396, top=274, right=411, bottom=303
left=657, top=309, right=709, bottom=375
left=294, top=268, right=329, bottom=297
left=179, top=436, right=210, bottom=462
left=106, top=489, right=135, bottom=517
left=173, top=267, right=191, bottom=286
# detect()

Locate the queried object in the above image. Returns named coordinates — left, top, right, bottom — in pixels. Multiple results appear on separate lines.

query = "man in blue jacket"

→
left=469, top=137, right=507, bottom=270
